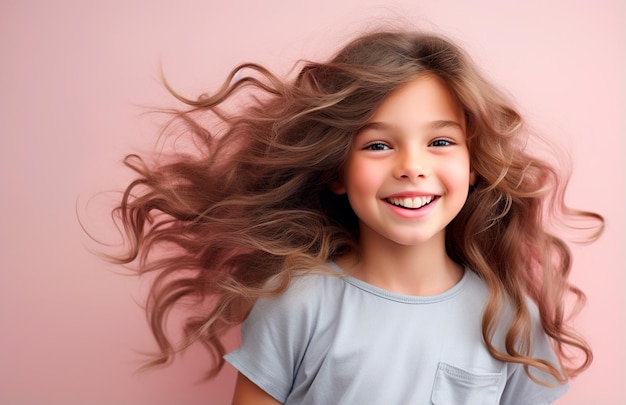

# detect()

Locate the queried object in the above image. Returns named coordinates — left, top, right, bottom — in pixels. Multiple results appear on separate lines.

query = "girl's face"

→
left=333, top=75, right=473, bottom=248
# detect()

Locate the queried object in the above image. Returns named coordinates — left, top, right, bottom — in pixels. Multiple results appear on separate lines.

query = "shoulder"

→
left=462, top=271, right=547, bottom=328
left=463, top=271, right=560, bottom=364
left=463, top=271, right=569, bottom=403
left=243, top=267, right=346, bottom=331
left=258, top=267, right=344, bottom=310
left=226, top=267, right=347, bottom=402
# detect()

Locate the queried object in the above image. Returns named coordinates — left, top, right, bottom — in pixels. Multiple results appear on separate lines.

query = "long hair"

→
left=111, top=30, right=603, bottom=381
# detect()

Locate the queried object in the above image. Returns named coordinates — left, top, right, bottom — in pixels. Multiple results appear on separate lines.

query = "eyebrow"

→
left=357, top=120, right=464, bottom=133
left=428, top=120, right=464, bottom=130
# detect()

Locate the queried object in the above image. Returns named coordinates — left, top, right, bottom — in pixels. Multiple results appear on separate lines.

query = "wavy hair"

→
left=111, top=30, right=603, bottom=382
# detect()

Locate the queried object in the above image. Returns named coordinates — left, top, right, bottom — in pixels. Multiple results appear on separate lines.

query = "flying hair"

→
left=109, top=30, right=604, bottom=383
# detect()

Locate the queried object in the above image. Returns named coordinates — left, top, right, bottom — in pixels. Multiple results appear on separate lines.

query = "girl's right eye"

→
left=364, top=142, right=390, bottom=151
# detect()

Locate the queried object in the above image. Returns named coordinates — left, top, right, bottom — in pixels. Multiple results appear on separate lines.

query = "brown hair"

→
left=111, top=30, right=603, bottom=382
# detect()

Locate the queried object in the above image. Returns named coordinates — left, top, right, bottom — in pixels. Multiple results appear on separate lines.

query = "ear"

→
left=329, top=178, right=346, bottom=195
left=469, top=169, right=477, bottom=186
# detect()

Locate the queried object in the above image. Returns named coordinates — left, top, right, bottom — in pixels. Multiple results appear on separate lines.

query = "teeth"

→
left=387, top=196, right=434, bottom=209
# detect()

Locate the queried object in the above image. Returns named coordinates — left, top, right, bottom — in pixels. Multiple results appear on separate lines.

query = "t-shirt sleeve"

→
left=224, top=278, right=315, bottom=403
left=500, top=304, right=570, bottom=405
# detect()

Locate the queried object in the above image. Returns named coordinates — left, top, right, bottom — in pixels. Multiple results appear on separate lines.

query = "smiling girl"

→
left=331, top=75, right=471, bottom=297
left=111, top=30, right=603, bottom=404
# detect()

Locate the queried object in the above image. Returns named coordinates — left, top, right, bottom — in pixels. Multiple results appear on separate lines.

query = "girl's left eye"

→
left=365, top=142, right=390, bottom=151
left=430, top=139, right=452, bottom=147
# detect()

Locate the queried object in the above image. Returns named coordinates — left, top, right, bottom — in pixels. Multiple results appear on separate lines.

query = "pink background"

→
left=1, top=0, right=623, bottom=403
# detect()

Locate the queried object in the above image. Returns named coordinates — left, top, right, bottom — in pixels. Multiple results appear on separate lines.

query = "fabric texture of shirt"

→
left=224, top=264, right=568, bottom=404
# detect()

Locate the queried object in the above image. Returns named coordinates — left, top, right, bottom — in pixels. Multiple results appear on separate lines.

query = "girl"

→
left=112, top=30, right=603, bottom=404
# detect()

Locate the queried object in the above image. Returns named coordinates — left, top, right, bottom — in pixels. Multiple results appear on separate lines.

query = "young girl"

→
left=112, top=30, right=603, bottom=404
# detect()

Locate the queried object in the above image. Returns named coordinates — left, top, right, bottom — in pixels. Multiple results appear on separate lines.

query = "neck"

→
left=336, top=230, right=463, bottom=296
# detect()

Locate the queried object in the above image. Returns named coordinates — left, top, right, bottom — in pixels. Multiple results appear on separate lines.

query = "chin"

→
left=388, top=234, right=441, bottom=247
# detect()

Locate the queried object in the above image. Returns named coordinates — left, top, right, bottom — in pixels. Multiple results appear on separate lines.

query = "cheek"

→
left=456, top=163, right=473, bottom=191
left=440, top=156, right=471, bottom=190
left=455, top=162, right=471, bottom=183
left=344, top=159, right=382, bottom=195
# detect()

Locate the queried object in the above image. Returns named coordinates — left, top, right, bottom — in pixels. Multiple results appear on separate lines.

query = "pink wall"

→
left=1, top=0, right=623, bottom=403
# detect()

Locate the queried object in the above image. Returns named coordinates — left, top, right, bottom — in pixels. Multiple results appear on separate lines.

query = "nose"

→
left=393, top=149, right=430, bottom=180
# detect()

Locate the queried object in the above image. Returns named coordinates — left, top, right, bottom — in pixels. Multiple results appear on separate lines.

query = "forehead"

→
left=369, top=74, right=465, bottom=128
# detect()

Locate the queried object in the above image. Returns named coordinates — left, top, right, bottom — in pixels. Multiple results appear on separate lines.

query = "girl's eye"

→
left=430, top=139, right=452, bottom=147
left=365, top=142, right=390, bottom=151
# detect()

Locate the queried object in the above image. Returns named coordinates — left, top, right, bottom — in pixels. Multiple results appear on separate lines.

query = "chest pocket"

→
left=431, top=362, right=502, bottom=405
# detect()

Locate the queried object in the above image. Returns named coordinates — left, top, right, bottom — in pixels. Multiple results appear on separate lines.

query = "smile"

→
left=385, top=196, right=436, bottom=210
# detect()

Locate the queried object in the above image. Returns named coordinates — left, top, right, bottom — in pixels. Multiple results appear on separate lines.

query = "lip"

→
left=381, top=194, right=440, bottom=218
left=383, top=191, right=439, bottom=199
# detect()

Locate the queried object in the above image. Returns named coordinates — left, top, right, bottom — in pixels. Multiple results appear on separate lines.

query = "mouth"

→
left=384, top=196, right=437, bottom=210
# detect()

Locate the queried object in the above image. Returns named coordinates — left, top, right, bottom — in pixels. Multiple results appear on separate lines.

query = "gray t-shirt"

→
left=225, top=264, right=568, bottom=404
